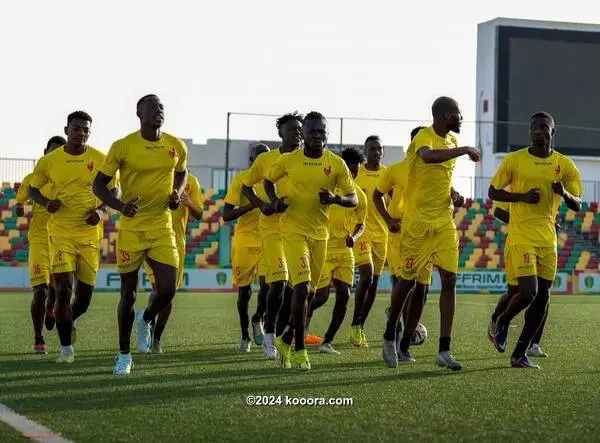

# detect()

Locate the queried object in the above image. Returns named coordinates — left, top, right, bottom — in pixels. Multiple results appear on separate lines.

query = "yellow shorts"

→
left=386, top=231, right=433, bottom=283
left=505, top=243, right=557, bottom=283
left=262, top=234, right=288, bottom=283
left=354, top=237, right=388, bottom=275
left=398, top=218, right=458, bottom=284
left=145, top=244, right=186, bottom=289
left=317, top=246, right=355, bottom=289
left=284, top=233, right=327, bottom=290
left=231, top=241, right=264, bottom=287
left=49, top=236, right=100, bottom=286
left=502, top=236, right=517, bottom=286
left=117, top=228, right=179, bottom=274
left=29, top=241, right=51, bottom=287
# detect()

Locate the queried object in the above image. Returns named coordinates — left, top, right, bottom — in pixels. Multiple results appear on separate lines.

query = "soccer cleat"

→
left=135, top=310, right=152, bottom=353
left=383, top=339, right=398, bottom=368
left=151, top=339, right=163, bottom=354
left=488, top=322, right=508, bottom=353
left=350, top=325, right=362, bottom=347
left=511, top=355, right=540, bottom=369
left=45, top=310, right=55, bottom=331
left=113, top=353, right=133, bottom=375
left=435, top=351, right=463, bottom=371
left=274, top=336, right=292, bottom=369
left=251, top=319, right=265, bottom=346
left=33, top=343, right=48, bottom=354
left=398, top=350, right=416, bottom=362
left=56, top=349, right=74, bottom=364
left=360, top=328, right=369, bottom=348
left=239, top=339, right=251, bottom=353
left=263, top=333, right=278, bottom=359
left=294, top=349, right=311, bottom=371
left=319, top=342, right=340, bottom=355
left=527, top=344, right=548, bottom=358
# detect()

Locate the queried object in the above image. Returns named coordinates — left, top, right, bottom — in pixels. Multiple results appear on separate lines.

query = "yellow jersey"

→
left=267, top=148, right=356, bottom=240
left=490, top=147, right=581, bottom=247
left=172, top=173, right=203, bottom=246
left=225, top=170, right=261, bottom=248
left=17, top=174, right=51, bottom=244
left=100, top=131, right=188, bottom=232
left=327, top=186, right=367, bottom=250
left=375, top=159, right=409, bottom=220
left=29, top=145, right=112, bottom=240
left=355, top=164, right=388, bottom=241
left=404, top=126, right=458, bottom=224
left=242, top=148, right=294, bottom=235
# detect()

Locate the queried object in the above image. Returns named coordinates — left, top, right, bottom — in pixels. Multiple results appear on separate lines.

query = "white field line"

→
left=0, top=403, right=74, bottom=443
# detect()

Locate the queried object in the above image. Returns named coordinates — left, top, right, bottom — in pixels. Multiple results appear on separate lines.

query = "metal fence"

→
left=0, top=158, right=36, bottom=185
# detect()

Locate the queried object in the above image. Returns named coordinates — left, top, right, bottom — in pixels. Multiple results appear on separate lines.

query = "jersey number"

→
left=33, top=264, right=41, bottom=275
left=523, top=253, right=530, bottom=265
left=405, top=258, right=415, bottom=269
left=278, top=257, right=285, bottom=268
left=57, top=251, right=63, bottom=261
left=300, top=256, right=308, bottom=269
left=120, top=251, right=131, bottom=263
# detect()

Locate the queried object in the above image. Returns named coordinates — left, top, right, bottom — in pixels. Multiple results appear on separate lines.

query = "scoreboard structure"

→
left=475, top=18, right=600, bottom=190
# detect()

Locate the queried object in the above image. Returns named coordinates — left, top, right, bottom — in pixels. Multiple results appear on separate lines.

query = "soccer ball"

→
left=410, top=323, right=428, bottom=346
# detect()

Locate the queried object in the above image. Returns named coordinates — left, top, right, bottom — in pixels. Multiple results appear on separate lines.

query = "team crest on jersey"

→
left=555, top=165, right=561, bottom=175
left=87, top=162, right=94, bottom=171
left=168, top=147, right=176, bottom=158
left=324, top=166, right=331, bottom=176
left=185, top=183, right=190, bottom=192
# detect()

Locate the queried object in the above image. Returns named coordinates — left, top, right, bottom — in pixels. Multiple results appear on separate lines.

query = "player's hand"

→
left=552, top=181, right=565, bottom=197
left=46, top=199, right=62, bottom=213
left=259, top=202, right=275, bottom=216
left=346, top=236, right=355, bottom=248
left=523, top=188, right=541, bottom=204
left=318, top=188, right=337, bottom=205
left=121, top=196, right=140, bottom=218
left=387, top=218, right=401, bottom=233
left=451, top=191, right=465, bottom=208
left=466, top=148, right=481, bottom=162
left=85, top=208, right=102, bottom=226
left=15, top=203, right=24, bottom=217
left=168, top=191, right=181, bottom=210
left=180, top=192, right=192, bottom=207
left=272, top=197, right=288, bottom=213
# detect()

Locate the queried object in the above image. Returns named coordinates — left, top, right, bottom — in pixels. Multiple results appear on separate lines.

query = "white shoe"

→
left=135, top=310, right=151, bottom=353
left=240, top=339, right=251, bottom=353
left=113, top=353, right=133, bottom=375
left=435, top=351, right=463, bottom=371
left=383, top=339, right=398, bottom=368
left=527, top=344, right=548, bottom=358
left=319, top=342, right=340, bottom=355
left=262, top=333, right=278, bottom=359
left=251, top=320, right=265, bottom=346
left=56, top=346, right=75, bottom=364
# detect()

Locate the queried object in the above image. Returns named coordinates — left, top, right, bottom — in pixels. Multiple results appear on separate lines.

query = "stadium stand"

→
left=1, top=181, right=599, bottom=272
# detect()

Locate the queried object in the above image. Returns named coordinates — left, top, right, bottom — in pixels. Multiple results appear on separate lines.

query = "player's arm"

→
left=493, top=208, right=510, bottom=224
left=374, top=168, right=400, bottom=232
left=29, top=158, right=61, bottom=213
left=93, top=172, right=128, bottom=212
left=222, top=176, right=253, bottom=222
left=450, top=187, right=465, bottom=207
left=265, top=158, right=289, bottom=213
left=320, top=162, right=358, bottom=207
left=552, top=162, right=582, bottom=212
left=241, top=158, right=274, bottom=215
left=181, top=176, right=203, bottom=220
left=15, top=175, right=31, bottom=217
left=418, top=146, right=480, bottom=164
left=351, top=191, right=367, bottom=243
left=488, top=156, right=540, bottom=204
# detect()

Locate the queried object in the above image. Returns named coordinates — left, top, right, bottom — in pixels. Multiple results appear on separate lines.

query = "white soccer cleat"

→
left=56, top=346, right=75, bottom=364
left=527, top=344, right=548, bottom=358
left=435, top=351, right=463, bottom=371
left=383, top=339, right=398, bottom=368
left=135, top=310, right=152, bottom=353
left=251, top=320, right=265, bottom=346
left=113, top=353, right=133, bottom=375
left=240, top=339, right=251, bottom=353
left=262, top=333, right=278, bottom=359
left=319, top=342, right=341, bottom=355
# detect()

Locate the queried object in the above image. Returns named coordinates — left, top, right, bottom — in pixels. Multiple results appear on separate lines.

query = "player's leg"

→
left=232, top=245, right=260, bottom=351
left=320, top=279, right=350, bottom=355
left=527, top=302, right=549, bottom=357
left=45, top=278, right=56, bottom=331
left=263, top=236, right=287, bottom=359
left=69, top=241, right=101, bottom=344
left=351, top=239, right=373, bottom=343
left=306, top=250, right=336, bottom=333
left=31, top=284, right=48, bottom=353
left=29, top=241, right=52, bottom=352
left=383, top=276, right=416, bottom=367
left=491, top=285, right=519, bottom=322
left=251, top=275, right=268, bottom=345
left=358, top=241, right=387, bottom=345
left=53, top=271, right=76, bottom=362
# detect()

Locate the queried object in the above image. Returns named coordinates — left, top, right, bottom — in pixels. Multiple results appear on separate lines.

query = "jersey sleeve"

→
left=490, top=155, right=514, bottom=190
left=188, top=175, right=204, bottom=208
left=100, top=141, right=123, bottom=177
left=224, top=174, right=242, bottom=206
left=335, top=160, right=356, bottom=195
left=376, top=166, right=395, bottom=195
left=355, top=189, right=367, bottom=224
left=411, top=129, right=434, bottom=152
left=267, top=155, right=288, bottom=183
left=562, top=158, right=582, bottom=197
left=175, top=139, right=188, bottom=173
left=16, top=174, right=31, bottom=203
left=29, top=156, right=49, bottom=189
left=243, top=155, right=266, bottom=186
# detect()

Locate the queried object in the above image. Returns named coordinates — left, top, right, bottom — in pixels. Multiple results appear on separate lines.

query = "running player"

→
left=241, top=112, right=303, bottom=359
left=488, top=112, right=580, bottom=367
left=16, top=135, right=66, bottom=353
left=383, top=97, right=480, bottom=370
left=351, top=135, right=387, bottom=347
left=29, top=112, right=116, bottom=363
left=265, top=111, right=357, bottom=370
left=143, top=171, right=203, bottom=353
left=223, top=143, right=270, bottom=352
left=93, top=94, right=188, bottom=375
left=306, top=147, right=367, bottom=355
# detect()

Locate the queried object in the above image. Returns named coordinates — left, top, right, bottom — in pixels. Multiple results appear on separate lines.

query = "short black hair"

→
left=137, top=94, right=159, bottom=113
left=46, top=136, right=66, bottom=150
left=67, top=111, right=92, bottom=125
left=276, top=111, right=304, bottom=130
left=431, top=96, right=458, bottom=118
left=303, top=111, right=326, bottom=123
left=410, top=126, right=426, bottom=140
left=250, top=143, right=270, bottom=157
left=530, top=111, right=554, bottom=125
left=364, top=135, right=380, bottom=145
left=341, top=147, right=365, bottom=165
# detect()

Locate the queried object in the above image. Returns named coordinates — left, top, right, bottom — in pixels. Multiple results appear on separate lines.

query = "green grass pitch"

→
left=1, top=292, right=600, bottom=442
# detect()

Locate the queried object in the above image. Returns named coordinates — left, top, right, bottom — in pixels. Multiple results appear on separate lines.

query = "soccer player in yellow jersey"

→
left=241, top=112, right=303, bottom=359
left=488, top=111, right=581, bottom=368
left=143, top=172, right=203, bottom=353
left=266, top=111, right=357, bottom=370
left=305, top=147, right=367, bottom=355
left=383, top=97, right=480, bottom=370
left=350, top=135, right=388, bottom=347
left=29, top=112, right=117, bottom=364
left=16, top=136, right=65, bottom=353
left=224, top=144, right=270, bottom=352
left=93, top=95, right=188, bottom=375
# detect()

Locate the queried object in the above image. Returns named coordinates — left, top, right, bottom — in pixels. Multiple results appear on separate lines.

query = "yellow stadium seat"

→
left=490, top=242, right=499, bottom=250
left=500, top=225, right=508, bottom=234
left=487, top=261, right=498, bottom=269
left=565, top=211, right=575, bottom=222
left=109, top=244, right=115, bottom=254
left=100, top=238, right=109, bottom=255
left=558, top=237, right=566, bottom=248
left=191, top=228, right=202, bottom=237
left=465, top=260, right=475, bottom=269
left=2, top=182, right=11, bottom=189
left=1, top=210, right=11, bottom=220
left=0, top=236, right=9, bottom=252
left=17, top=216, right=27, bottom=226
left=471, top=202, right=480, bottom=210
left=0, top=222, right=3, bottom=231
left=210, top=223, right=219, bottom=233
left=558, top=232, right=568, bottom=241
left=195, top=254, right=208, bottom=267
left=486, top=231, right=495, bottom=240
left=8, top=229, right=19, bottom=239
left=9, top=199, right=17, bottom=208
left=109, top=231, right=118, bottom=244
